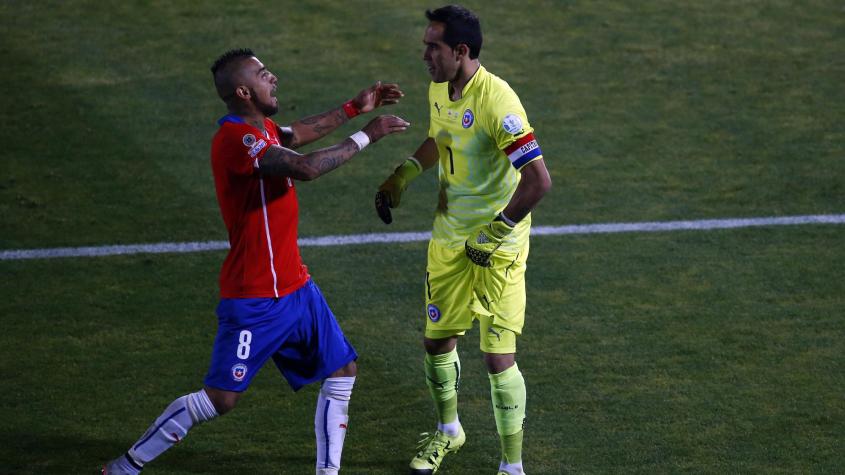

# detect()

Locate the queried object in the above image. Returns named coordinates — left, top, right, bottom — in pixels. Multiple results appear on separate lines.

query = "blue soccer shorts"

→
left=204, top=279, right=358, bottom=392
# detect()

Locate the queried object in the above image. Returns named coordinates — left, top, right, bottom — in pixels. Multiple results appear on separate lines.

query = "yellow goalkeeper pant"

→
left=423, top=239, right=529, bottom=353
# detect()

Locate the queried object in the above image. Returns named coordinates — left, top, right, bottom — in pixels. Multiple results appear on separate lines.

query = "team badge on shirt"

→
left=462, top=109, right=474, bottom=128
left=242, top=134, right=256, bottom=146
left=427, top=303, right=442, bottom=322
left=502, top=114, right=524, bottom=135
left=231, top=363, right=248, bottom=382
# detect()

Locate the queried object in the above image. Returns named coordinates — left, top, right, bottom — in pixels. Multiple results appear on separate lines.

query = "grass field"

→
left=1, top=1, right=843, bottom=473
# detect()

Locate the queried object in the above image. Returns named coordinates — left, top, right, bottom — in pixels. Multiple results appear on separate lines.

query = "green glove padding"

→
left=375, top=158, right=422, bottom=224
left=465, top=216, right=515, bottom=267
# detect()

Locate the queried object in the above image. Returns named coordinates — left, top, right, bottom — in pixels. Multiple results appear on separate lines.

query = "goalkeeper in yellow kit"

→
left=375, top=5, right=551, bottom=475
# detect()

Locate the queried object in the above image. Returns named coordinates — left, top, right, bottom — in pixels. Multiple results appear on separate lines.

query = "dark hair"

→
left=210, top=48, right=255, bottom=75
left=425, top=5, right=482, bottom=59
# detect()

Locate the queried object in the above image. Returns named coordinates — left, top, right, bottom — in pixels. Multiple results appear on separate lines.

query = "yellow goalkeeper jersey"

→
left=428, top=65, right=544, bottom=253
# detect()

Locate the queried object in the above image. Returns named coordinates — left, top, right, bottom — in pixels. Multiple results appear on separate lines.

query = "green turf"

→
left=1, top=1, right=843, bottom=473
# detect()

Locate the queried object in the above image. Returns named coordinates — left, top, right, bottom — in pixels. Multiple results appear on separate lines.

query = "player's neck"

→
left=227, top=105, right=266, bottom=131
left=448, top=61, right=480, bottom=101
left=242, top=115, right=266, bottom=131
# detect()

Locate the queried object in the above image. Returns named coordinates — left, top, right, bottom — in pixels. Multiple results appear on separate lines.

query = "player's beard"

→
left=250, top=87, right=278, bottom=117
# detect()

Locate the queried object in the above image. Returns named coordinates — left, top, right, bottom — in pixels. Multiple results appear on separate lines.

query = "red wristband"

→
left=342, top=100, right=360, bottom=119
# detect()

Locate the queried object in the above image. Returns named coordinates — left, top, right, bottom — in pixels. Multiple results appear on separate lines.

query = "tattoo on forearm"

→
left=299, top=109, right=345, bottom=126
left=313, top=123, right=334, bottom=135
left=310, top=109, right=347, bottom=135
left=291, top=109, right=348, bottom=148
left=299, top=114, right=323, bottom=125
left=259, top=141, right=359, bottom=180
left=312, top=140, right=358, bottom=175
left=318, top=156, right=341, bottom=173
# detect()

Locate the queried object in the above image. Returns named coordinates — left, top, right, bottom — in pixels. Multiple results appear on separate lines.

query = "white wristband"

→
left=349, top=131, right=370, bottom=151
left=498, top=211, right=518, bottom=227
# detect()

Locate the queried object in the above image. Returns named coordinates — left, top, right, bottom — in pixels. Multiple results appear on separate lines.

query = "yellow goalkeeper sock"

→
left=490, top=363, right=526, bottom=464
left=424, top=349, right=461, bottom=426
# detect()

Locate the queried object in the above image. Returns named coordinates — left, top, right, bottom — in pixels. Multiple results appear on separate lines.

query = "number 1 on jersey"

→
left=446, top=146, right=454, bottom=175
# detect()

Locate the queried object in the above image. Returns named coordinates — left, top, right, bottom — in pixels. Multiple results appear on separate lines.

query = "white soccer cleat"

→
left=497, top=460, right=526, bottom=474
left=101, top=454, right=141, bottom=475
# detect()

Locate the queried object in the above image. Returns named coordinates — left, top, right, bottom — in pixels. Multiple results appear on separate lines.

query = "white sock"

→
left=499, top=460, right=526, bottom=475
left=315, top=377, right=355, bottom=473
left=127, top=389, right=218, bottom=465
left=437, top=418, right=462, bottom=437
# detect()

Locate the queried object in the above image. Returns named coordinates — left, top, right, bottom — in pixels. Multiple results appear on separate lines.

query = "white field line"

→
left=2, top=214, right=844, bottom=261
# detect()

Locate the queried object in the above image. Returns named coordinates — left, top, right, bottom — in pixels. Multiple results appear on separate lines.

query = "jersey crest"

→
left=462, top=108, right=474, bottom=128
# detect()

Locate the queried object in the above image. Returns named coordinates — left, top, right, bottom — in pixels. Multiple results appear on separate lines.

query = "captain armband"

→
left=503, top=133, right=542, bottom=169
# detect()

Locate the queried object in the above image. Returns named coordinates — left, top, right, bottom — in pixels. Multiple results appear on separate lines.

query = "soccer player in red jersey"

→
left=103, top=48, right=409, bottom=475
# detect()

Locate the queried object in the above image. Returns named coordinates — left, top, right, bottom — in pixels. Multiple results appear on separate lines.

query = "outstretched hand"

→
left=362, top=115, right=410, bottom=143
left=353, top=82, right=404, bottom=113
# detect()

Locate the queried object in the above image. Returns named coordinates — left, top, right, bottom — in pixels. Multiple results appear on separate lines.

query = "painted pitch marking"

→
left=2, top=214, right=843, bottom=261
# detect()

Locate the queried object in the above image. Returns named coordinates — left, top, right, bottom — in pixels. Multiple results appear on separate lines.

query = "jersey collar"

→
left=455, top=65, right=486, bottom=101
left=217, top=114, right=246, bottom=126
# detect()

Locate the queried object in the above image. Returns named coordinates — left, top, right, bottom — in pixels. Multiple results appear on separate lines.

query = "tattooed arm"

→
left=258, top=138, right=359, bottom=181
left=278, top=82, right=404, bottom=149
left=280, top=107, right=348, bottom=149
left=260, top=114, right=411, bottom=181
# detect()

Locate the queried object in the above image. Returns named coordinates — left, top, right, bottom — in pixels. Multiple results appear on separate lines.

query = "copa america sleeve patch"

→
left=248, top=139, right=268, bottom=159
left=503, top=133, right=542, bottom=169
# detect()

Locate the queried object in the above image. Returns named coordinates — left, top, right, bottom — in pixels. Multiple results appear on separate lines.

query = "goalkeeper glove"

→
left=465, top=214, right=516, bottom=267
left=375, top=157, right=422, bottom=224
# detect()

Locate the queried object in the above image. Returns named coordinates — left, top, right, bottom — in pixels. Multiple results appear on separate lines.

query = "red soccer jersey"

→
left=210, top=114, right=309, bottom=298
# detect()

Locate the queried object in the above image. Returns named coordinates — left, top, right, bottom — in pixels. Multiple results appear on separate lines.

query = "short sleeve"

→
left=487, top=89, right=543, bottom=170
left=212, top=123, right=272, bottom=176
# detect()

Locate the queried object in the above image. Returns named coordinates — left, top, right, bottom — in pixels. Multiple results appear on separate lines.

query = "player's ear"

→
left=235, top=85, right=250, bottom=100
left=454, top=43, right=469, bottom=60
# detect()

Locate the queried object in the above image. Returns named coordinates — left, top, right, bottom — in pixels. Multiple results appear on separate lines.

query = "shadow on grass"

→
left=339, top=458, right=413, bottom=475
left=0, top=431, right=314, bottom=474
